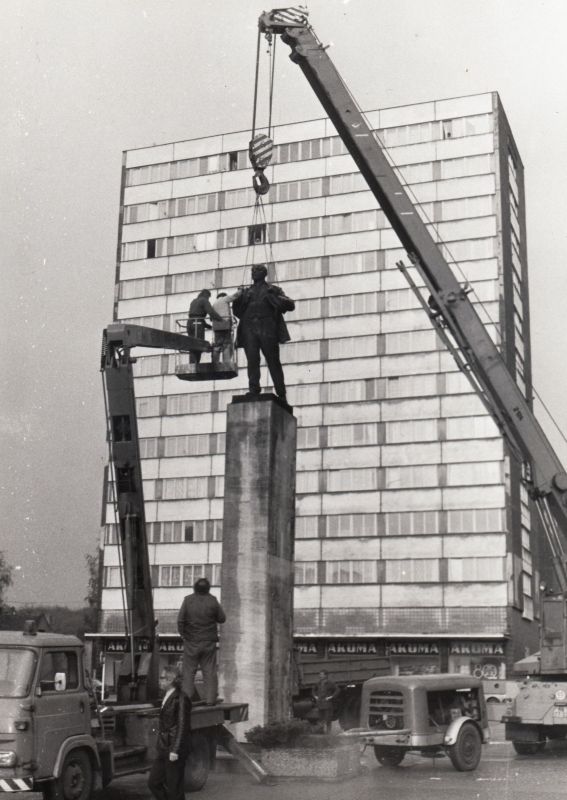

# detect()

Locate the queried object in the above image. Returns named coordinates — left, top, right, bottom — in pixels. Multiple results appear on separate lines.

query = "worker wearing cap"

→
left=177, top=577, right=226, bottom=704
left=187, top=289, right=223, bottom=364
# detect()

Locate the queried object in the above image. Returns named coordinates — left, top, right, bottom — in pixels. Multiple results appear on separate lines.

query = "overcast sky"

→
left=2, top=0, right=567, bottom=607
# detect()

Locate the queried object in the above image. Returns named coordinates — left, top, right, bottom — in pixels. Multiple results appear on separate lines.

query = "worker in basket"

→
left=211, top=289, right=241, bottom=365
left=186, top=289, right=223, bottom=364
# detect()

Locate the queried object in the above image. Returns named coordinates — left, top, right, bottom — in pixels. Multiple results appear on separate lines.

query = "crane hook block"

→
left=252, top=169, right=270, bottom=195
left=249, top=133, right=274, bottom=170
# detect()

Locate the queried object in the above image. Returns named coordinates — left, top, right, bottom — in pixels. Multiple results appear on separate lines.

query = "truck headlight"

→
left=0, top=751, right=17, bottom=767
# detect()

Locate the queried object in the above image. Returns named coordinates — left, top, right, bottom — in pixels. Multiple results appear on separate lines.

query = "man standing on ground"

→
left=148, top=666, right=191, bottom=800
left=177, top=577, right=226, bottom=704
left=232, top=264, right=295, bottom=405
left=312, top=670, right=339, bottom=734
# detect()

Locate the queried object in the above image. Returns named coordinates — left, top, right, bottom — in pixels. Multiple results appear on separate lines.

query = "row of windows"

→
left=295, top=508, right=505, bottom=538
left=121, top=205, right=495, bottom=262
left=103, top=556, right=502, bottom=588
left=104, top=508, right=505, bottom=547
left=137, top=370, right=485, bottom=414
left=137, top=416, right=500, bottom=462
left=125, top=120, right=493, bottom=187
left=295, top=461, right=503, bottom=494
left=123, top=153, right=494, bottom=227
left=377, top=114, right=492, bottom=148
left=108, top=461, right=504, bottom=503
left=103, top=563, right=220, bottom=588
left=121, top=278, right=499, bottom=336
left=132, top=329, right=495, bottom=377
left=216, top=198, right=494, bottom=250
left=104, top=519, right=223, bottom=544
left=294, top=555, right=504, bottom=584
left=117, top=249, right=498, bottom=302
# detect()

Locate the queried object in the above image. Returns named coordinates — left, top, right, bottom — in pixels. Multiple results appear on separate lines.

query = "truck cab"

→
left=0, top=627, right=98, bottom=796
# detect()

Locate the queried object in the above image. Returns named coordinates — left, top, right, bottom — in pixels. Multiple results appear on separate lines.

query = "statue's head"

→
left=251, top=263, right=268, bottom=282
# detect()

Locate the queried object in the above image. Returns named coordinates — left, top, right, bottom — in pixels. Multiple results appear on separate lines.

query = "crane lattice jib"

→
left=258, top=9, right=567, bottom=578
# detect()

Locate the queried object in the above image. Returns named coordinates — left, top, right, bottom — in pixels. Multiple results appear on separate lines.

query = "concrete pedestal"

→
left=219, top=394, right=297, bottom=734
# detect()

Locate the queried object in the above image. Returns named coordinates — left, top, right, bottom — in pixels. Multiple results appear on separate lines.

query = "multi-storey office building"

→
left=96, top=91, right=540, bottom=692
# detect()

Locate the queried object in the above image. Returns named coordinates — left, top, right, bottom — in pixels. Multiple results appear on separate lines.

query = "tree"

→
left=84, top=550, right=102, bottom=633
left=0, top=553, right=13, bottom=612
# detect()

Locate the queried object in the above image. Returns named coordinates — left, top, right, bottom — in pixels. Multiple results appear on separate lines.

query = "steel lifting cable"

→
left=249, top=25, right=276, bottom=197
left=251, top=27, right=262, bottom=140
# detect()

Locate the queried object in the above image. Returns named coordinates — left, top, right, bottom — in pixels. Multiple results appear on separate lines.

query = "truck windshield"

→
left=0, top=648, right=37, bottom=698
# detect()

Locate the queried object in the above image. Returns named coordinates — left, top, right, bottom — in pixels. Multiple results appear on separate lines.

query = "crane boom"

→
left=259, top=9, right=567, bottom=590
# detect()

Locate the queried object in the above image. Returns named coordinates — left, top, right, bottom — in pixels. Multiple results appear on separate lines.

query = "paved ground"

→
left=18, top=726, right=567, bottom=800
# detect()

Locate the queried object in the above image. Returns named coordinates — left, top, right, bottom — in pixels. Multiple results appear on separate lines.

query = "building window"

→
left=326, top=560, right=377, bottom=583
left=295, top=517, right=318, bottom=539
left=161, top=566, right=181, bottom=586
left=326, top=514, right=378, bottom=537
left=147, top=239, right=156, bottom=259
left=385, top=559, right=439, bottom=583
left=295, top=561, right=318, bottom=584
left=248, top=224, right=266, bottom=245
left=384, top=511, right=439, bottom=536
left=447, top=557, right=504, bottom=582
left=103, top=567, right=122, bottom=588
left=228, top=151, right=239, bottom=170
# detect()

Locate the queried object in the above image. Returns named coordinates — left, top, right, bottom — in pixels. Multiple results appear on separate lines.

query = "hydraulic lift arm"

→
left=100, top=323, right=210, bottom=701
left=259, top=9, right=567, bottom=589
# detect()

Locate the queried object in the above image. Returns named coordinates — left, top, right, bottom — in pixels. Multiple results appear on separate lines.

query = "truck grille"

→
left=368, top=690, right=404, bottom=730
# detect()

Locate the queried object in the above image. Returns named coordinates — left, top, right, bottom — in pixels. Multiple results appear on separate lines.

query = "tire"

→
left=447, top=722, right=482, bottom=772
left=43, top=750, right=93, bottom=800
left=184, top=732, right=211, bottom=792
left=512, top=740, right=546, bottom=755
left=373, top=746, right=405, bottom=767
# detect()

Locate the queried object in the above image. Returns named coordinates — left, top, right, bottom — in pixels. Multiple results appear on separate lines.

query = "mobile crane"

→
left=257, top=7, right=567, bottom=752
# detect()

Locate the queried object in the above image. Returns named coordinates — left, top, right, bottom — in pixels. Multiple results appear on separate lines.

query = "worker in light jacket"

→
left=148, top=667, right=192, bottom=800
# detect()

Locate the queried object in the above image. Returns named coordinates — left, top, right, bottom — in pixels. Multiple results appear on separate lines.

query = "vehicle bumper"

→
left=0, top=776, right=34, bottom=792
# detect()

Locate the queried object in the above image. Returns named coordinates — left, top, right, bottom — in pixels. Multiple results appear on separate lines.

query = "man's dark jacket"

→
left=177, top=593, right=226, bottom=642
left=232, top=282, right=294, bottom=347
left=188, top=292, right=223, bottom=323
left=157, top=688, right=192, bottom=756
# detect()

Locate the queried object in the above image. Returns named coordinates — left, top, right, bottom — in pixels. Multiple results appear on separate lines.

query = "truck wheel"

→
left=447, top=722, right=482, bottom=772
left=184, top=732, right=211, bottom=791
left=373, top=746, right=405, bottom=767
left=512, top=740, right=546, bottom=755
left=43, top=750, right=93, bottom=800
